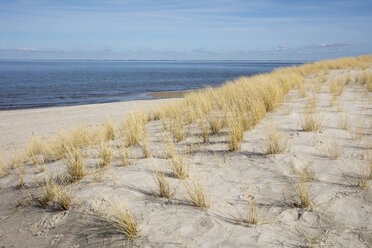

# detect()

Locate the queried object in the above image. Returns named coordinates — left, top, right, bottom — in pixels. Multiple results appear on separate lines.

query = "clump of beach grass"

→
left=54, top=184, right=72, bottom=210
left=64, top=148, right=86, bottom=182
left=123, top=111, right=147, bottom=147
left=17, top=163, right=25, bottom=188
left=262, top=123, right=289, bottom=154
left=171, top=150, right=189, bottom=179
left=338, top=113, right=350, bottom=131
left=323, top=136, right=341, bottom=160
left=141, top=133, right=151, bottom=158
left=234, top=190, right=259, bottom=226
left=153, top=163, right=174, bottom=198
left=329, top=77, right=346, bottom=96
left=0, top=156, right=9, bottom=177
left=198, top=117, right=210, bottom=143
left=227, top=113, right=244, bottom=152
left=98, top=142, right=113, bottom=168
left=183, top=177, right=210, bottom=209
left=119, top=142, right=130, bottom=166
left=208, top=112, right=224, bottom=135
left=26, top=134, right=44, bottom=158
left=41, top=178, right=56, bottom=208
left=104, top=117, right=116, bottom=141
left=101, top=199, right=139, bottom=241
left=300, top=113, right=323, bottom=132
left=162, top=133, right=176, bottom=159
left=11, top=150, right=23, bottom=169
left=288, top=176, right=313, bottom=210
left=355, top=166, right=370, bottom=190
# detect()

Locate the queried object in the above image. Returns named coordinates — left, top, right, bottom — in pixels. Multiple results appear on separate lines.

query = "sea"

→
left=0, top=60, right=303, bottom=110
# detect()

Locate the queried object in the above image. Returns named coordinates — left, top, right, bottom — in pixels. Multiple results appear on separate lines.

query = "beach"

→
left=0, top=57, right=371, bottom=247
left=0, top=98, right=177, bottom=159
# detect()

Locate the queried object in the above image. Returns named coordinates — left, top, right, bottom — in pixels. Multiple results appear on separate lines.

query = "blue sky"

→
left=0, top=0, right=371, bottom=60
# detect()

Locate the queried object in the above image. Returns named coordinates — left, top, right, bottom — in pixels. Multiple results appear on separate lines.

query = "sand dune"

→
left=0, top=57, right=371, bottom=247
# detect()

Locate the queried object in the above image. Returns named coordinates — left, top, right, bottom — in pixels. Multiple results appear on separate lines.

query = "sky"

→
left=0, top=0, right=372, bottom=60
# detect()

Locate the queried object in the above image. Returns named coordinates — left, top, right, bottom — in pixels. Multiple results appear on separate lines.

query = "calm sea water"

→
left=0, top=60, right=302, bottom=110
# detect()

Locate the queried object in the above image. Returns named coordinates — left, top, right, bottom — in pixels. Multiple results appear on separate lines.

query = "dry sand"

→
left=0, top=69, right=371, bottom=247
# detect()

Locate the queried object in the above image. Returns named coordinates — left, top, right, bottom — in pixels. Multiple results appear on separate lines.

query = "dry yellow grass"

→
left=198, top=117, right=210, bottom=143
left=349, top=121, right=365, bottom=141
left=26, top=134, right=44, bottom=158
left=153, top=164, right=174, bottom=198
left=98, top=142, right=113, bottom=168
left=41, top=178, right=56, bottom=208
left=103, top=117, right=116, bottom=141
left=119, top=142, right=130, bottom=166
left=141, top=133, right=151, bottom=158
left=122, top=111, right=147, bottom=147
left=64, top=148, right=86, bottom=182
left=305, top=93, right=318, bottom=114
left=208, top=112, right=224, bottom=135
left=324, top=136, right=341, bottom=160
left=0, top=156, right=9, bottom=177
left=183, top=177, right=210, bottom=208
left=361, top=70, right=372, bottom=91
left=355, top=166, right=370, bottom=190
left=162, top=132, right=176, bottom=159
left=102, top=199, right=139, bottom=240
left=54, top=184, right=72, bottom=210
left=329, top=77, right=346, bottom=96
left=291, top=177, right=313, bottom=210
left=263, top=124, right=289, bottom=154
left=171, top=150, right=189, bottom=179
left=234, top=190, right=259, bottom=226
left=300, top=113, right=323, bottom=132
left=17, top=163, right=25, bottom=188
left=227, top=112, right=244, bottom=152
left=338, top=114, right=350, bottom=131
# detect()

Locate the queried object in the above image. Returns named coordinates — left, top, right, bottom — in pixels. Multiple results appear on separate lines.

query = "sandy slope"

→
left=0, top=70, right=371, bottom=247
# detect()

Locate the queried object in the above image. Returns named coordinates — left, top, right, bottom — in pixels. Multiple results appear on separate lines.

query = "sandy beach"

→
left=0, top=99, right=177, bottom=159
left=0, top=58, right=371, bottom=247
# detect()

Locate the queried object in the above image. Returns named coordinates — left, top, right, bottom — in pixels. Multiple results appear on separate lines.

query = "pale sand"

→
left=0, top=69, right=371, bottom=247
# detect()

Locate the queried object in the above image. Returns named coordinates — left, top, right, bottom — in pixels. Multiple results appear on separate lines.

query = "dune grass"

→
left=338, top=114, right=350, bottom=131
left=122, top=111, right=147, bottom=147
left=183, top=177, right=210, bottom=209
left=171, top=150, right=189, bottom=179
left=153, top=164, right=174, bottom=198
left=98, top=142, right=113, bottom=168
left=54, top=184, right=72, bottom=210
left=324, top=136, right=341, bottom=160
left=300, top=113, right=323, bottom=132
left=0, top=156, right=9, bottom=177
left=64, top=147, right=86, bottom=182
left=102, top=199, right=139, bottom=241
left=262, top=123, right=289, bottom=154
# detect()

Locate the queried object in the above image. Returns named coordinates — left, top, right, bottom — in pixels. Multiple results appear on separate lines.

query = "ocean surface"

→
left=0, top=60, right=302, bottom=110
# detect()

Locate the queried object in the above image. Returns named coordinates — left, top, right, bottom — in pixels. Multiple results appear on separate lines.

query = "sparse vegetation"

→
left=54, top=184, right=72, bottom=210
left=171, top=150, right=189, bottom=179
left=300, top=113, right=323, bottom=132
left=153, top=166, right=173, bottom=198
left=338, top=114, right=350, bottom=131
left=98, top=142, right=113, bottom=168
left=324, top=136, right=341, bottom=160
left=183, top=177, right=210, bottom=208
left=0, top=156, right=9, bottom=177
left=64, top=148, right=86, bottom=182
left=101, top=199, right=139, bottom=240
left=263, top=123, right=289, bottom=154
